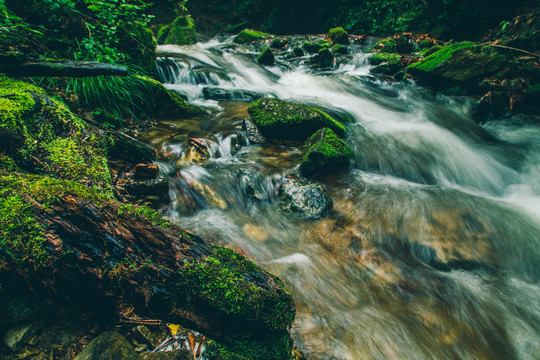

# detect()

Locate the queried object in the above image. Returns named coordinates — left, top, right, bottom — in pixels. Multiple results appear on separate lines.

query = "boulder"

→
left=278, top=176, right=333, bottom=219
left=333, top=44, right=348, bottom=55
left=472, top=92, right=512, bottom=123
left=292, top=46, right=305, bottom=57
left=370, top=52, right=402, bottom=75
left=233, top=29, right=271, bottom=44
left=329, top=27, right=349, bottom=45
left=74, top=331, right=138, bottom=360
left=248, top=98, right=346, bottom=141
left=312, top=48, right=334, bottom=68
left=271, top=37, right=288, bottom=49
left=157, top=15, right=197, bottom=45
left=120, top=176, right=170, bottom=203
left=176, top=138, right=219, bottom=166
left=257, top=47, right=275, bottom=65
left=299, top=128, right=352, bottom=177
left=406, top=42, right=507, bottom=89
left=3, top=321, right=43, bottom=351
left=302, top=41, right=330, bottom=54
left=242, top=118, right=266, bottom=144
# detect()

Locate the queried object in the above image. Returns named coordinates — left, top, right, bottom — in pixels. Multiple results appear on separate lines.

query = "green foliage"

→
left=407, top=41, right=475, bottom=72
left=233, top=29, right=271, bottom=44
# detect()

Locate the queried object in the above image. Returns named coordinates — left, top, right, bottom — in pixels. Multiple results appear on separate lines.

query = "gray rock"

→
left=278, top=177, right=333, bottom=218
left=74, top=331, right=138, bottom=360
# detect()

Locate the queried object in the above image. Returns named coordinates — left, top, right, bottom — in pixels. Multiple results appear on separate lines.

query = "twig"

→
left=484, top=43, right=540, bottom=58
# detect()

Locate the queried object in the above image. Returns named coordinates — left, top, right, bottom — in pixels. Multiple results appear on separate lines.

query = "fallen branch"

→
left=485, top=43, right=540, bottom=58
left=0, top=60, right=128, bottom=77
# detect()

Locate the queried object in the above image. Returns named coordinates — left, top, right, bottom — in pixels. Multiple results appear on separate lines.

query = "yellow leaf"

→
left=167, top=323, right=180, bottom=335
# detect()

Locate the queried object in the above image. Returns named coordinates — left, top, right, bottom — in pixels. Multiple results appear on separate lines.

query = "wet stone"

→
left=278, top=176, right=333, bottom=218
left=74, top=331, right=138, bottom=360
left=133, top=164, right=159, bottom=180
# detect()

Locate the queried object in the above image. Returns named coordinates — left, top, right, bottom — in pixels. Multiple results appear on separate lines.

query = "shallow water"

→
left=144, top=36, right=540, bottom=359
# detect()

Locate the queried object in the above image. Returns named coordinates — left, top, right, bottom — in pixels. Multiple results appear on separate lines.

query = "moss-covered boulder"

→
left=248, top=98, right=346, bottom=141
left=370, top=52, right=402, bottom=75
left=333, top=44, right=348, bottom=54
left=115, top=22, right=157, bottom=73
left=329, top=27, right=349, bottom=45
left=299, top=128, right=352, bottom=177
left=270, top=37, right=288, bottom=49
left=158, top=15, right=198, bottom=45
left=406, top=42, right=507, bottom=88
left=233, top=29, right=271, bottom=44
left=257, top=47, right=275, bottom=65
left=312, top=48, right=334, bottom=68
left=292, top=46, right=305, bottom=57
left=0, top=75, right=113, bottom=194
left=302, top=40, right=331, bottom=54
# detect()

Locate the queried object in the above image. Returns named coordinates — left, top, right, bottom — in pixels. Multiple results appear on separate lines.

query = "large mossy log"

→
left=0, top=61, right=128, bottom=77
left=0, top=172, right=295, bottom=360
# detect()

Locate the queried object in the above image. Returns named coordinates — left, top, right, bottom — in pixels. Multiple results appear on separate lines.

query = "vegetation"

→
left=300, top=128, right=352, bottom=177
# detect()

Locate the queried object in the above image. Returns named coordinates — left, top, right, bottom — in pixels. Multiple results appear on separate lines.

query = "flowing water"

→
left=143, top=36, right=540, bottom=360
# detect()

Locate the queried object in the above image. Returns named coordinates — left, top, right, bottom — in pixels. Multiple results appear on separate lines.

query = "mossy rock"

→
left=299, top=128, right=352, bottom=177
left=74, top=331, right=138, bottom=360
left=406, top=42, right=508, bottom=88
left=329, top=27, right=349, bottom=45
left=233, top=29, right=271, bottom=44
left=270, top=37, right=288, bottom=49
left=370, top=52, right=401, bottom=66
left=418, top=39, right=433, bottom=49
left=205, top=332, right=292, bottom=360
left=248, top=98, right=346, bottom=141
left=312, top=48, right=334, bottom=68
left=333, top=44, right=348, bottom=55
left=369, top=37, right=397, bottom=53
left=302, top=41, right=329, bottom=54
left=257, top=47, right=275, bottom=65
left=292, top=46, right=305, bottom=57
left=158, top=15, right=198, bottom=45
left=223, top=21, right=249, bottom=34
left=0, top=75, right=113, bottom=194
left=115, top=22, right=157, bottom=73
left=422, top=45, right=442, bottom=57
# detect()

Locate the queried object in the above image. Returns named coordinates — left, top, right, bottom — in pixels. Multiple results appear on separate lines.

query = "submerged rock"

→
left=74, top=331, right=138, bottom=360
left=300, top=128, right=352, bottom=177
left=278, top=176, right=333, bottom=218
left=257, top=46, right=275, bottom=65
left=329, top=27, right=349, bottom=45
left=202, top=87, right=264, bottom=102
left=176, top=138, right=219, bottom=166
left=248, top=98, right=346, bottom=141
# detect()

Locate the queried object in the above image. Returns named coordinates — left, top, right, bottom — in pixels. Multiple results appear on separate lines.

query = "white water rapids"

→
left=146, top=36, right=540, bottom=360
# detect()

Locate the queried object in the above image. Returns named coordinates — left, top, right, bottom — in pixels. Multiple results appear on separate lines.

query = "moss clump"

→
left=179, top=246, right=295, bottom=331
left=333, top=44, right=348, bottom=54
left=329, top=27, right=349, bottom=45
left=0, top=75, right=112, bottom=194
left=248, top=98, right=346, bottom=140
left=302, top=42, right=325, bottom=54
left=0, top=171, right=108, bottom=270
left=370, top=52, right=401, bottom=66
left=233, top=29, right=271, bottom=44
left=312, top=48, right=334, bottom=68
left=292, top=46, right=304, bottom=57
left=407, top=42, right=475, bottom=73
left=369, top=37, right=397, bottom=53
left=158, top=15, right=198, bottom=45
left=270, top=37, right=287, bottom=49
left=117, top=203, right=170, bottom=228
left=299, top=128, right=352, bottom=177
left=422, top=45, right=442, bottom=57
left=257, top=47, right=275, bottom=65
left=205, top=332, right=293, bottom=360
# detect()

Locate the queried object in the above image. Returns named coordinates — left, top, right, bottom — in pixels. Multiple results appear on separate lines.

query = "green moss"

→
left=418, top=39, right=432, bottom=49
left=370, top=52, right=401, bottom=66
left=233, top=29, right=271, bottom=44
left=160, top=15, right=198, bottom=45
left=179, top=246, right=295, bottom=331
left=223, top=22, right=249, bottom=34
left=257, top=47, right=275, bottom=65
left=117, top=203, right=170, bottom=228
left=302, top=42, right=326, bottom=54
left=369, top=37, right=397, bottom=53
left=421, top=45, right=442, bottom=57
left=206, top=332, right=293, bottom=360
left=300, top=127, right=352, bottom=177
left=271, top=37, right=287, bottom=49
left=333, top=44, right=348, bottom=54
left=0, top=171, right=109, bottom=270
left=248, top=98, right=346, bottom=140
left=328, top=27, right=349, bottom=45
left=292, top=46, right=304, bottom=57
left=0, top=75, right=112, bottom=194
left=407, top=41, right=475, bottom=73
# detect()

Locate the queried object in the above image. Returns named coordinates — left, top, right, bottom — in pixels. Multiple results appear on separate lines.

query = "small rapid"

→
left=144, top=36, right=540, bottom=359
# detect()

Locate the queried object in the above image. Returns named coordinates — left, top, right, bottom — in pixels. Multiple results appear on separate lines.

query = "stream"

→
left=142, top=36, right=540, bottom=360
